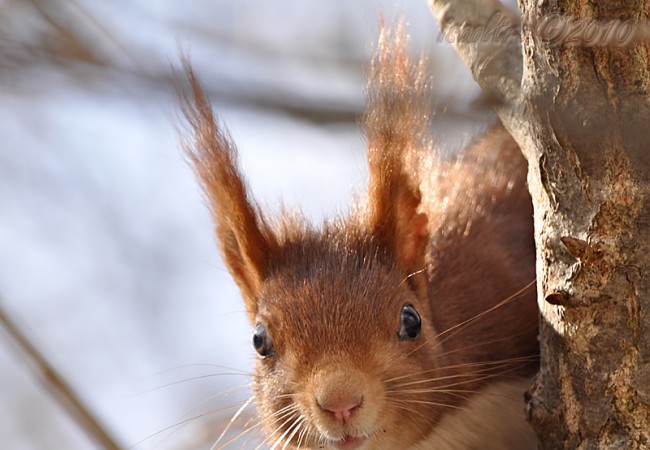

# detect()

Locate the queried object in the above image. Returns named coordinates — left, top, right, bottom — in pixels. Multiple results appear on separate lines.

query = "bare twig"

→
left=427, top=0, right=522, bottom=106
left=0, top=298, right=123, bottom=450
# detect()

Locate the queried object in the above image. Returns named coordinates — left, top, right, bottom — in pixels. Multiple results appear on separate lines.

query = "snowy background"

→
left=0, top=1, right=494, bottom=449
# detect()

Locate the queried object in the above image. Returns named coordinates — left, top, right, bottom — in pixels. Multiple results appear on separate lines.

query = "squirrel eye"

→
left=253, top=324, right=274, bottom=357
left=398, top=303, right=421, bottom=340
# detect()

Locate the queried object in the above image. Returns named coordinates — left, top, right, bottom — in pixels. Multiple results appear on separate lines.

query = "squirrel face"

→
left=249, top=233, right=445, bottom=449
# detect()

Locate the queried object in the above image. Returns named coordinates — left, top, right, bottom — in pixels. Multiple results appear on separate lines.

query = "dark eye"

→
left=253, top=323, right=274, bottom=357
left=398, top=303, right=421, bottom=340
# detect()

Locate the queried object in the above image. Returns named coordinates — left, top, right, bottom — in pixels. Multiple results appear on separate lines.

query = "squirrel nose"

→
left=318, top=397, right=363, bottom=423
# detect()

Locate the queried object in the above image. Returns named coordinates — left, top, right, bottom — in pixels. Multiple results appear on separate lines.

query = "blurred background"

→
left=0, top=0, right=496, bottom=449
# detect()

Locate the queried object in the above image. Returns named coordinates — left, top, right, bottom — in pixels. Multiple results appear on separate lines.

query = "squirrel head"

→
left=180, top=23, right=469, bottom=450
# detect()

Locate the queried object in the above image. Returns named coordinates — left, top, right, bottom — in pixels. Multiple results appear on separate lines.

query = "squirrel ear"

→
left=364, top=21, right=430, bottom=274
left=367, top=159, right=429, bottom=273
left=179, top=59, right=274, bottom=320
left=392, top=188, right=429, bottom=269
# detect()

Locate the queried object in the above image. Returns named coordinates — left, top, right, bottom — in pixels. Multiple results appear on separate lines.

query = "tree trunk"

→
left=428, top=1, right=650, bottom=448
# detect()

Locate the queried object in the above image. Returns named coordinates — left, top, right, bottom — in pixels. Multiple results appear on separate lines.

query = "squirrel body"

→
left=181, top=22, right=539, bottom=450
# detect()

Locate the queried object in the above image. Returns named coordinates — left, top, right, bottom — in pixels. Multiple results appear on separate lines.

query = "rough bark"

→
left=428, top=1, right=650, bottom=448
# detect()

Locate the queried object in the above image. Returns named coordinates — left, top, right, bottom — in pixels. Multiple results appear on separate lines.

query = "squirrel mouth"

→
left=333, top=435, right=366, bottom=450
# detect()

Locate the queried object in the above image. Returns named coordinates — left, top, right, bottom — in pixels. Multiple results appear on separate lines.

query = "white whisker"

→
left=210, top=395, right=255, bottom=449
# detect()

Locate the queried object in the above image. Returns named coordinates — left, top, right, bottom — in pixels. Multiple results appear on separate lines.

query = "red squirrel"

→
left=180, top=22, right=539, bottom=450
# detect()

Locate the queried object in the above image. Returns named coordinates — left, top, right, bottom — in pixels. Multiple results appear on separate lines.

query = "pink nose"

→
left=319, top=397, right=362, bottom=423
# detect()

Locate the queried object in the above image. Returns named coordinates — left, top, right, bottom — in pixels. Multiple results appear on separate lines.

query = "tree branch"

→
left=0, top=298, right=122, bottom=450
left=427, top=0, right=522, bottom=106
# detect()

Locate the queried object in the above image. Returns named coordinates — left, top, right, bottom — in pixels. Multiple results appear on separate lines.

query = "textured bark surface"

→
left=519, top=2, right=650, bottom=448
left=428, top=0, right=650, bottom=448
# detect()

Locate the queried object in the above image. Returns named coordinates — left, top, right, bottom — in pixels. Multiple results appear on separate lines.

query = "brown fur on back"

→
left=425, top=126, right=537, bottom=374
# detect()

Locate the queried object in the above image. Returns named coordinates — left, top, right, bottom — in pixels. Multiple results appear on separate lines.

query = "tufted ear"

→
left=363, top=21, right=430, bottom=274
left=179, top=59, right=275, bottom=320
left=366, top=153, right=429, bottom=273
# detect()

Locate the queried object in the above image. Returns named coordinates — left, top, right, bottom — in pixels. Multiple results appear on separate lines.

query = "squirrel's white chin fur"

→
left=410, top=378, right=538, bottom=450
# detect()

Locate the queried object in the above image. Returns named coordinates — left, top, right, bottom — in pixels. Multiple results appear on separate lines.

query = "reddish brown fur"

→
left=180, top=63, right=277, bottom=316
left=180, top=22, right=538, bottom=450
left=364, top=22, right=431, bottom=280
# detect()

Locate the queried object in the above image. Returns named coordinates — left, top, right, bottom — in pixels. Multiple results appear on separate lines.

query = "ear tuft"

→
left=178, top=56, right=275, bottom=319
left=363, top=21, right=431, bottom=273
